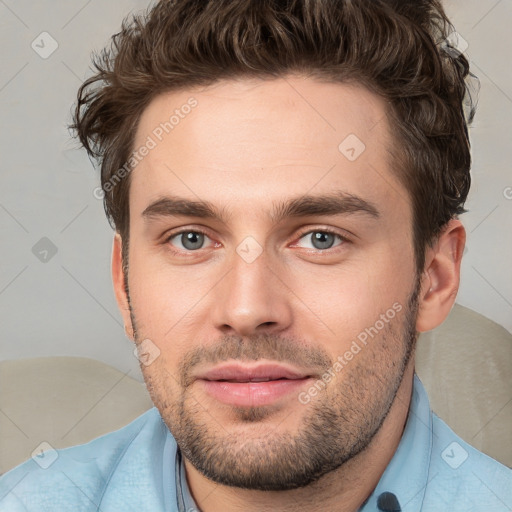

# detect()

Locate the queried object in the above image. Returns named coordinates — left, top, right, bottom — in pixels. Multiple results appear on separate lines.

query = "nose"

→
left=210, top=246, right=293, bottom=337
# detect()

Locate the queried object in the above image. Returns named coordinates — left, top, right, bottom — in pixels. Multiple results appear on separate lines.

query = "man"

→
left=1, top=0, right=510, bottom=510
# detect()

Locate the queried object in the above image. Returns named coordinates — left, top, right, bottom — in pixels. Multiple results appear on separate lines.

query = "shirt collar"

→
left=175, top=374, right=433, bottom=512
left=360, top=373, right=433, bottom=511
left=175, top=446, right=199, bottom=512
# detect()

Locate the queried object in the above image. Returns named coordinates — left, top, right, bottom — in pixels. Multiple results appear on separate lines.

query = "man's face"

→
left=121, top=76, right=420, bottom=490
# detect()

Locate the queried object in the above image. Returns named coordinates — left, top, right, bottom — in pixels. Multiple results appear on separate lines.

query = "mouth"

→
left=194, top=362, right=314, bottom=407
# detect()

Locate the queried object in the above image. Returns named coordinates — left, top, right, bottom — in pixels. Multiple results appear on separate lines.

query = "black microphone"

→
left=377, top=492, right=401, bottom=511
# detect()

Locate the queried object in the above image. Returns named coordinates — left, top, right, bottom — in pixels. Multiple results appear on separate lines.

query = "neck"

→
left=183, top=364, right=415, bottom=512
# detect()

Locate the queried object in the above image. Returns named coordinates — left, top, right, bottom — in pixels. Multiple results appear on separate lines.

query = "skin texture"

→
left=112, top=76, right=465, bottom=512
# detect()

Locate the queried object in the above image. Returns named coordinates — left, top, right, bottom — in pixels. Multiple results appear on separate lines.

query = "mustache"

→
left=179, top=333, right=333, bottom=387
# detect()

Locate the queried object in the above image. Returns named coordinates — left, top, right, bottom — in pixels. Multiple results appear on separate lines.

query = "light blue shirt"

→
left=1, top=375, right=511, bottom=511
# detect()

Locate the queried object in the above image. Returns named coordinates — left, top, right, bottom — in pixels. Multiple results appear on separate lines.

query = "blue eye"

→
left=167, top=231, right=211, bottom=251
left=296, top=230, right=345, bottom=251
left=165, top=228, right=348, bottom=256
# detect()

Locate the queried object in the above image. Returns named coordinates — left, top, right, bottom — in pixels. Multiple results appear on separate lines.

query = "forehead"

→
left=129, top=76, right=410, bottom=225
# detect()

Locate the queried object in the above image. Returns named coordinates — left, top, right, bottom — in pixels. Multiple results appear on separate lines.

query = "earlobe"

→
left=415, top=220, right=466, bottom=333
left=112, top=233, right=134, bottom=340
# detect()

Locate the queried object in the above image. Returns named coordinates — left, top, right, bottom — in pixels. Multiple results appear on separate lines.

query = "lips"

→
left=198, top=363, right=309, bottom=382
left=195, top=363, right=313, bottom=407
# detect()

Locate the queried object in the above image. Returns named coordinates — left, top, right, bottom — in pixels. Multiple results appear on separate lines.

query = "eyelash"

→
left=164, top=227, right=351, bottom=255
left=293, top=227, right=351, bottom=250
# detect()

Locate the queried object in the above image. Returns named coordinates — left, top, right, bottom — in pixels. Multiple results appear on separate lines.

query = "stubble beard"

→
left=129, top=281, right=420, bottom=491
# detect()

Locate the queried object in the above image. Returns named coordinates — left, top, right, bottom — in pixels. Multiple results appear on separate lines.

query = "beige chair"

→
left=416, top=304, right=512, bottom=468
left=1, top=303, right=511, bottom=475
left=0, top=356, right=153, bottom=475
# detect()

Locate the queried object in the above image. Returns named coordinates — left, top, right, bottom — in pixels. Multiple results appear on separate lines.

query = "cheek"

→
left=139, top=355, right=183, bottom=414
left=286, top=247, right=414, bottom=350
left=128, top=248, right=213, bottom=340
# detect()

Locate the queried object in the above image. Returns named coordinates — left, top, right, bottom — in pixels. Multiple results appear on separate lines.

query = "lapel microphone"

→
left=377, top=492, right=401, bottom=511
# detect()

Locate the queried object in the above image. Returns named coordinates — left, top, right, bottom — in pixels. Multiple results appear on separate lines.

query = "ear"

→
left=112, top=233, right=134, bottom=340
left=416, top=219, right=466, bottom=333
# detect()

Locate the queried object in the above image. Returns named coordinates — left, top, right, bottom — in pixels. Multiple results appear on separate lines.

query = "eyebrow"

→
left=142, top=191, right=380, bottom=224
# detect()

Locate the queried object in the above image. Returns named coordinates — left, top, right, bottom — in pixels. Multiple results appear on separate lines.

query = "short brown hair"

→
left=72, top=0, right=477, bottom=272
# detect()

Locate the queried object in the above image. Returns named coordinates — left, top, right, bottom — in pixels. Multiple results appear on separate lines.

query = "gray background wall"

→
left=1, top=0, right=511, bottom=382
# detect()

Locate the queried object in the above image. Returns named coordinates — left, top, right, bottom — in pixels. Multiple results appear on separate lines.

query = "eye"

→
left=164, top=228, right=349, bottom=255
left=294, top=230, right=347, bottom=251
left=166, top=230, right=213, bottom=251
